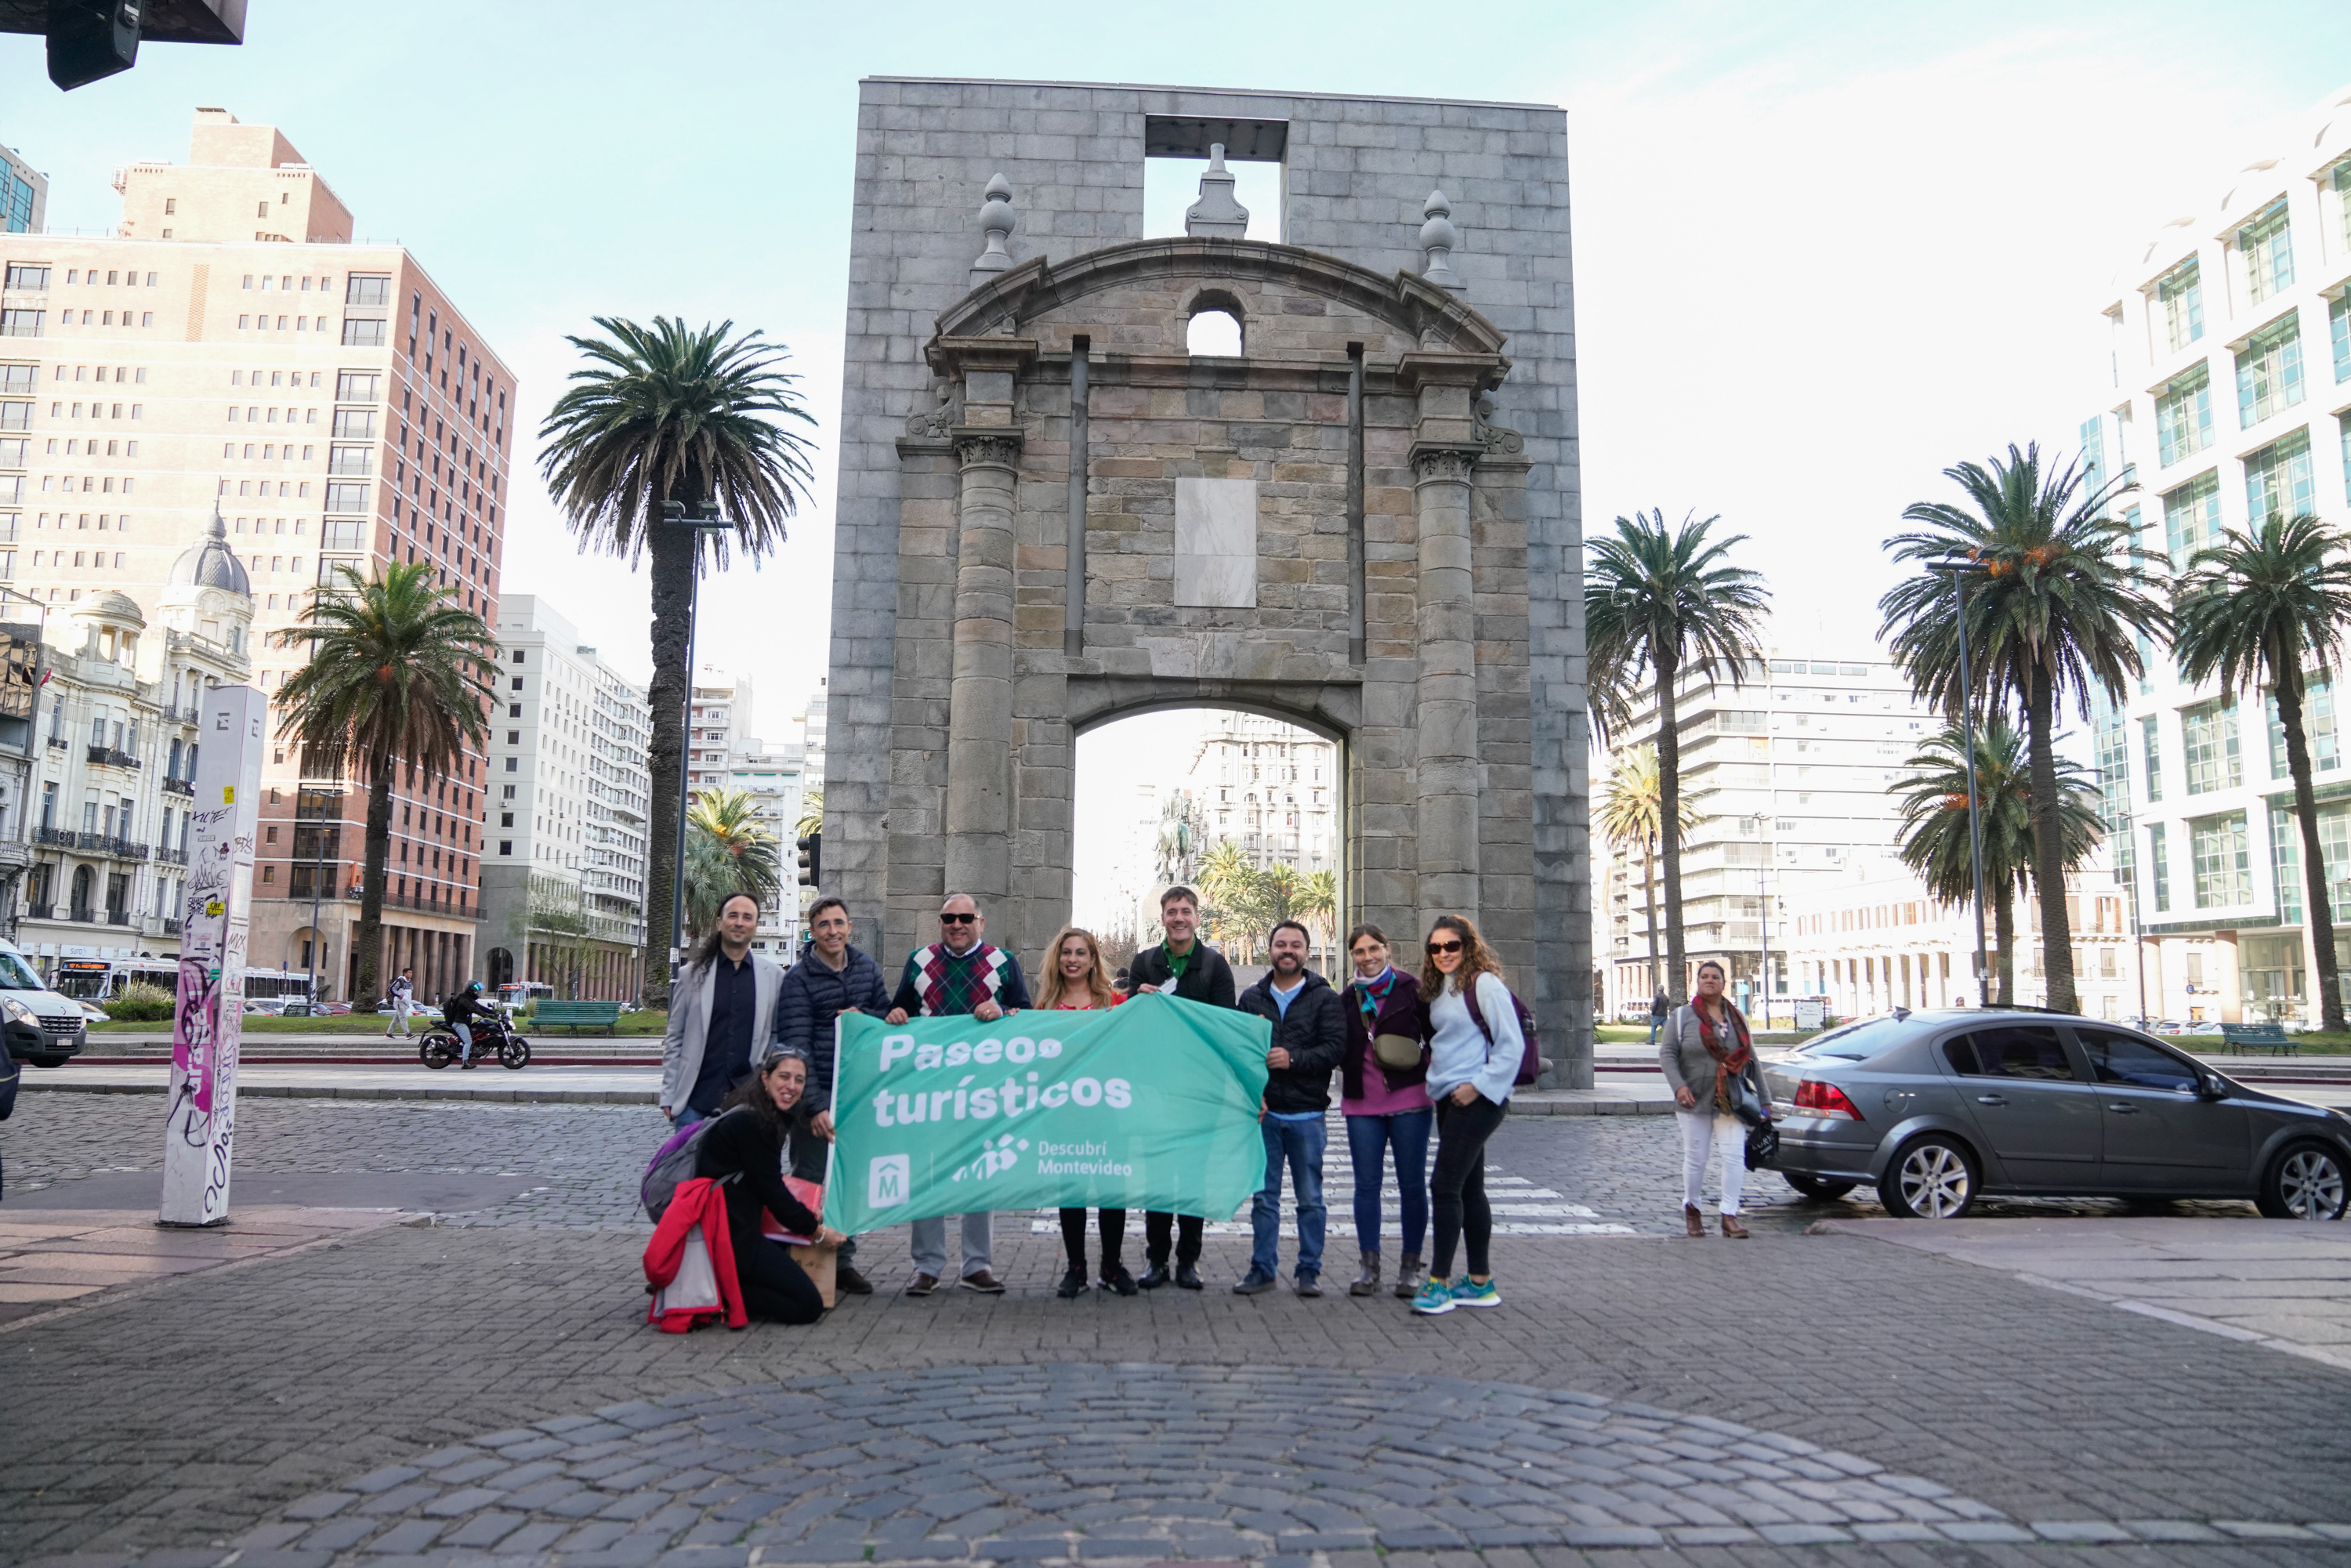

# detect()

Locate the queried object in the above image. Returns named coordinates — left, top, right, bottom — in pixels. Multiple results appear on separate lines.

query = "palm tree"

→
left=2173, top=512, right=2351, bottom=1030
left=1596, top=742, right=1694, bottom=1005
left=1299, top=868, right=1339, bottom=969
left=683, top=788, right=785, bottom=938
left=795, top=788, right=824, bottom=841
left=1893, top=719, right=2103, bottom=1005
left=1881, top=444, right=2165, bottom=1013
left=1585, top=509, right=1770, bottom=1004
left=538, top=317, right=818, bottom=1002
left=273, top=563, right=497, bottom=1005
left=1196, top=840, right=1258, bottom=956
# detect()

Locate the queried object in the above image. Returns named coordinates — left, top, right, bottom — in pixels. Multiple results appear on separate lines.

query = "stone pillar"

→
left=945, top=429, right=1022, bottom=905
left=1412, top=444, right=1481, bottom=921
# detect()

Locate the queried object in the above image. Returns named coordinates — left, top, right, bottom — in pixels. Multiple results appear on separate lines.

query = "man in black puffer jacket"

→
left=1233, top=920, right=1347, bottom=1298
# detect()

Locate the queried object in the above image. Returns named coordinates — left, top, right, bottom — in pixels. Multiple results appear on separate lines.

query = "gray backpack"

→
left=641, top=1117, right=728, bottom=1221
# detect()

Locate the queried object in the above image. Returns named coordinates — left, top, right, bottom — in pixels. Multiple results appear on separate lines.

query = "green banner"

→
left=822, top=991, right=1271, bottom=1235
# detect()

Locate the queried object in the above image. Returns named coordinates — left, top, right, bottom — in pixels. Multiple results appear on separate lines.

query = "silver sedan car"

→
left=1762, top=1008, right=2351, bottom=1220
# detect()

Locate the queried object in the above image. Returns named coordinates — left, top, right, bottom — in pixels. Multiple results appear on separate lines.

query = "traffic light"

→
left=796, top=831, right=821, bottom=889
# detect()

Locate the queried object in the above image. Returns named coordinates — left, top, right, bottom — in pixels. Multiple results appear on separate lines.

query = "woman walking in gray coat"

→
left=1659, top=960, right=1770, bottom=1238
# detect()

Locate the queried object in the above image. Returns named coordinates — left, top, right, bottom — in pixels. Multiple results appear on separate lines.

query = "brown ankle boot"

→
left=1720, top=1214, right=1750, bottom=1239
left=1684, top=1204, right=1704, bottom=1237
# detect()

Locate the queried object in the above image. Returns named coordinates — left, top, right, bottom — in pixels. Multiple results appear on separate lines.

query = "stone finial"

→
left=1184, top=143, right=1250, bottom=239
left=1419, top=189, right=1465, bottom=294
left=970, top=172, right=1016, bottom=284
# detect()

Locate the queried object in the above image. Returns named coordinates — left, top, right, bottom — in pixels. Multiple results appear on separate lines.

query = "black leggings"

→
left=1059, top=1208, right=1127, bottom=1273
left=731, top=1238, right=824, bottom=1325
left=1144, top=1211, right=1202, bottom=1267
left=1431, top=1093, right=1507, bottom=1280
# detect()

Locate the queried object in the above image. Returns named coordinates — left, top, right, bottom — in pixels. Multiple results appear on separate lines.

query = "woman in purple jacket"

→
left=1340, top=923, right=1433, bottom=1299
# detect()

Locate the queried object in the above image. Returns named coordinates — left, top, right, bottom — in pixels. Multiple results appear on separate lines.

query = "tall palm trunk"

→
left=2276, top=658, right=2347, bottom=1030
left=1641, top=835, right=1659, bottom=995
left=643, top=522, right=694, bottom=1009
left=1993, top=876, right=2016, bottom=1005
left=2024, top=664, right=2077, bottom=1011
left=356, top=758, right=393, bottom=1005
left=1654, top=654, right=1686, bottom=1004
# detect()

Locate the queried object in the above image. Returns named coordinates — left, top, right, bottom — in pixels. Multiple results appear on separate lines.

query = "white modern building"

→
left=687, top=662, right=751, bottom=795
left=477, top=595, right=649, bottom=1001
left=1599, top=647, right=1942, bottom=1020
left=720, top=733, right=808, bottom=960
left=1, top=143, right=44, bottom=234
left=2080, top=85, right=2351, bottom=1026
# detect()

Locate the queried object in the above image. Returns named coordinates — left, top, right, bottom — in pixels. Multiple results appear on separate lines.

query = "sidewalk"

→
left=0, top=1203, right=404, bottom=1327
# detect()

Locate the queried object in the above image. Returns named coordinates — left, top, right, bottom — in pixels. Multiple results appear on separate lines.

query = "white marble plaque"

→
left=1173, top=476, right=1258, bottom=607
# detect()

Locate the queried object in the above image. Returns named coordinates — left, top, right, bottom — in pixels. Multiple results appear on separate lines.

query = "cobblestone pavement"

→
left=5, top=1099, right=2348, bottom=1568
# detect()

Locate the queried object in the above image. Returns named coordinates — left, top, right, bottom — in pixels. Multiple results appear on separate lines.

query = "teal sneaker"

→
left=1451, top=1276, right=1501, bottom=1309
left=1409, top=1278, right=1455, bottom=1316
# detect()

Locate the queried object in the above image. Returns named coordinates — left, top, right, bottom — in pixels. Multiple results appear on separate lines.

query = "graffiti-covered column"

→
left=159, top=686, right=266, bottom=1227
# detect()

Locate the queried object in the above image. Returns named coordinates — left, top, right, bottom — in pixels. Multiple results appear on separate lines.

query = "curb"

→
left=1512, top=1095, right=1675, bottom=1116
left=18, top=1080, right=658, bottom=1104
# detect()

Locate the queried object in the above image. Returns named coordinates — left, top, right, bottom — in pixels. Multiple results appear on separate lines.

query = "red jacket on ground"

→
left=642, top=1175, right=746, bottom=1332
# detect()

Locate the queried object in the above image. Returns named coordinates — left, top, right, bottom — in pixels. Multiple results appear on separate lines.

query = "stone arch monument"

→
left=820, top=80, right=1592, bottom=1082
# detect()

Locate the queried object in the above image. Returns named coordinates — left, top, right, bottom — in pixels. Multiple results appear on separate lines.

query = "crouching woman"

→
left=697, top=1050, right=846, bottom=1324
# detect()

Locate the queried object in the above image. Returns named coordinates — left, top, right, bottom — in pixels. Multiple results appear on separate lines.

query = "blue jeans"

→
left=454, top=1021, right=473, bottom=1062
left=1346, top=1106, right=1431, bottom=1255
left=1250, top=1114, right=1327, bottom=1280
left=670, top=1106, right=708, bottom=1131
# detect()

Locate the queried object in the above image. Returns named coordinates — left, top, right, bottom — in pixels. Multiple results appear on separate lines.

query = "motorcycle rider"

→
left=444, top=980, right=496, bottom=1070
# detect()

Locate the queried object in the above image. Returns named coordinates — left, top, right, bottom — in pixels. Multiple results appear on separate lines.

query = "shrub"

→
left=107, top=981, right=177, bottom=1022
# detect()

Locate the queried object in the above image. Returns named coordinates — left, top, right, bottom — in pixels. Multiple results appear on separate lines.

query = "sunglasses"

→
left=1425, top=938, right=1464, bottom=954
left=940, top=912, right=978, bottom=925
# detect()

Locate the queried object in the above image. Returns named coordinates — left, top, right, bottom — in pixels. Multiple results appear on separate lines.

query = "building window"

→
left=2155, top=256, right=2204, bottom=350
left=2181, top=699, right=2241, bottom=795
left=2, top=263, right=47, bottom=291
left=0, top=310, right=43, bottom=338
left=2244, top=428, right=2314, bottom=524
left=2236, top=312, right=2304, bottom=427
left=2154, top=363, right=2212, bottom=464
left=2269, top=798, right=2351, bottom=925
left=345, top=275, right=391, bottom=306
left=342, top=317, right=386, bottom=347
left=2190, top=810, right=2251, bottom=908
left=2265, top=677, right=2338, bottom=780
left=2161, top=470, right=2220, bottom=567
left=2237, top=199, right=2294, bottom=305
left=2331, top=292, right=2349, bottom=386
left=336, top=371, right=380, bottom=401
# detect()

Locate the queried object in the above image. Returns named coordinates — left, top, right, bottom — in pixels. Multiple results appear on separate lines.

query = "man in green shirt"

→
left=1122, top=885, right=1237, bottom=1288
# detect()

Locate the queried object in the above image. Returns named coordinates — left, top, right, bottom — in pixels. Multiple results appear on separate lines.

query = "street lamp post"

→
left=664, top=500, right=735, bottom=986
left=1749, top=809, right=1773, bottom=1028
left=1933, top=559, right=1993, bottom=1003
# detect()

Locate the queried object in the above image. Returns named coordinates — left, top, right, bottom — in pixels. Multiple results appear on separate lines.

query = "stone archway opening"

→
left=1072, top=706, right=1346, bottom=987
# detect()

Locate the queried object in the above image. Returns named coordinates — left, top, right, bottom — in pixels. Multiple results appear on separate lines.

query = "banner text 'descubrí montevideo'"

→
left=822, top=992, right=1271, bottom=1235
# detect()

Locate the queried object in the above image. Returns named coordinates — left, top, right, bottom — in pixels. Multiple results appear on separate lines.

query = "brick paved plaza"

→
left=5, top=1096, right=2351, bottom=1568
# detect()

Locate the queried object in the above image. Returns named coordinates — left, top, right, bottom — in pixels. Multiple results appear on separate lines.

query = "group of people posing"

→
left=659, top=883, right=1529, bottom=1324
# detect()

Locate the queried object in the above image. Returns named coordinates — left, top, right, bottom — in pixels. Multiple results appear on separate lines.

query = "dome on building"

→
left=168, top=506, right=252, bottom=596
left=74, top=589, right=147, bottom=627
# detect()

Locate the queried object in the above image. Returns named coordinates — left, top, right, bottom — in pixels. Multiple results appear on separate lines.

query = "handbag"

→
left=1744, top=1119, right=1780, bottom=1171
left=1372, top=1032, right=1422, bottom=1070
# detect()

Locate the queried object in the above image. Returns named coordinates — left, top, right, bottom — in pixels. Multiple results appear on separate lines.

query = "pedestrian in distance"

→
left=1034, top=925, right=1137, bottom=1300
left=1646, top=986, right=1668, bottom=1048
left=1123, top=884, right=1236, bottom=1289
left=1235, top=919, right=1347, bottom=1298
left=1662, top=959, right=1770, bottom=1239
left=1410, top=914, right=1520, bottom=1316
left=1339, top=923, right=1432, bottom=1300
left=886, top=893, right=1030, bottom=1296
left=773, top=894, right=890, bottom=1296
left=383, top=966, right=415, bottom=1038
left=696, top=1049, right=846, bottom=1325
left=660, top=893, right=786, bottom=1129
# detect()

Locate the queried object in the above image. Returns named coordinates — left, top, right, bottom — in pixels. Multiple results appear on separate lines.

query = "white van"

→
left=0, top=940, right=95, bottom=1066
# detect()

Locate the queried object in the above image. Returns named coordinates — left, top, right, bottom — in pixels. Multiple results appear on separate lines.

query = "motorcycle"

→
left=418, top=1016, right=532, bottom=1070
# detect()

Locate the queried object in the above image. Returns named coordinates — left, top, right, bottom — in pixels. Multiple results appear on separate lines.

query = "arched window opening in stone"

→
left=1186, top=309, right=1243, bottom=357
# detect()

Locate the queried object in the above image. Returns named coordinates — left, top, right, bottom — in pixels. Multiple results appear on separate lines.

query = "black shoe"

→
left=1056, top=1268, right=1089, bottom=1299
left=835, top=1266, right=873, bottom=1297
left=1101, top=1265, right=1139, bottom=1298
left=1136, top=1263, right=1172, bottom=1291
left=1175, top=1262, right=1204, bottom=1291
left=1232, top=1268, right=1277, bottom=1295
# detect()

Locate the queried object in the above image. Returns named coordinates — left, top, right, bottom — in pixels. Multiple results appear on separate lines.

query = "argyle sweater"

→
left=890, top=941, right=1033, bottom=1018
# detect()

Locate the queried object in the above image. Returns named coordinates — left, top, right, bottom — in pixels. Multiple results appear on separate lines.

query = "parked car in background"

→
left=0, top=940, right=95, bottom=1067
left=1763, top=1008, right=2351, bottom=1221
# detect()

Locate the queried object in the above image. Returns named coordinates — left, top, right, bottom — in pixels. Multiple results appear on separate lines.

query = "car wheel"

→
left=2257, top=1143, right=2349, bottom=1221
left=21, top=1053, right=67, bottom=1068
left=1783, top=1173, right=1857, bottom=1201
left=1879, top=1134, right=1978, bottom=1219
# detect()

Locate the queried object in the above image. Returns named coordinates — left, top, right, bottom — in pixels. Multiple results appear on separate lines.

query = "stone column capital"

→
left=1409, top=445, right=1479, bottom=485
left=954, top=429, right=1025, bottom=471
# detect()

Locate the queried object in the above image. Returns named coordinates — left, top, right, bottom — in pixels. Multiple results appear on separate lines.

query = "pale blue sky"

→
left=6, top=2, right=2350, bottom=739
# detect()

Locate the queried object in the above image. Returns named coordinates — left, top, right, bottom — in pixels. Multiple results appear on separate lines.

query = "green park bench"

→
left=527, top=999, right=624, bottom=1036
left=2217, top=1022, right=2295, bottom=1057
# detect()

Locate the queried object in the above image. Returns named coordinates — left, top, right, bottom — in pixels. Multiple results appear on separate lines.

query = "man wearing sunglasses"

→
left=883, top=893, right=1032, bottom=1295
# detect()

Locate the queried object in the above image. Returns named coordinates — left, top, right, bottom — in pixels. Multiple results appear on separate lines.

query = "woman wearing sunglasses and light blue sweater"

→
left=1410, top=913, right=1523, bottom=1316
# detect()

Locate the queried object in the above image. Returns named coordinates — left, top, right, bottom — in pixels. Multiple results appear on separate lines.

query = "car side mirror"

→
left=2197, top=1076, right=2227, bottom=1100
